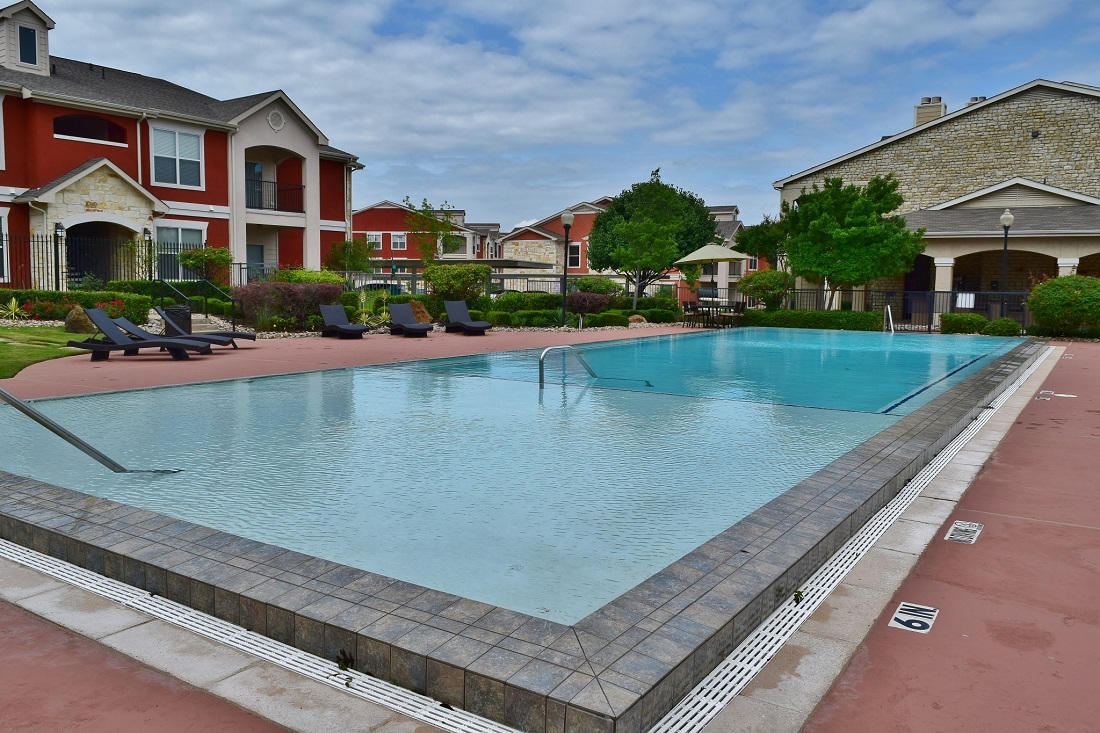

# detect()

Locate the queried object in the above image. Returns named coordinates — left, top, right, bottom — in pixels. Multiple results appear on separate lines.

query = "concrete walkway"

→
left=1, top=331, right=1096, bottom=732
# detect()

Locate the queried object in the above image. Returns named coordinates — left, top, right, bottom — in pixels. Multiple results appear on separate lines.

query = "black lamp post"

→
left=560, top=210, right=574, bottom=327
left=999, top=208, right=1014, bottom=318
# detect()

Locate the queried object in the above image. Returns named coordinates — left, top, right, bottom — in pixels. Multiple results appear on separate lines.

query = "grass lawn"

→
left=0, top=326, right=87, bottom=379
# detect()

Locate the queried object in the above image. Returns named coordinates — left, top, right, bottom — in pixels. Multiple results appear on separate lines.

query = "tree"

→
left=403, top=196, right=462, bottom=267
left=735, top=213, right=787, bottom=270
left=780, top=175, right=925, bottom=306
left=736, top=269, right=794, bottom=311
left=588, top=170, right=718, bottom=308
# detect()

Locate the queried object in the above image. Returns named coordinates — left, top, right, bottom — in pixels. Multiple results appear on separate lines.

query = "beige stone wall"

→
left=780, top=89, right=1100, bottom=212
left=504, top=238, right=559, bottom=275
left=44, top=169, right=152, bottom=234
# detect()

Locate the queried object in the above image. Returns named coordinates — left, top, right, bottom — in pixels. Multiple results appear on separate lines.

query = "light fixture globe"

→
left=561, top=211, right=575, bottom=227
left=1000, top=209, right=1014, bottom=228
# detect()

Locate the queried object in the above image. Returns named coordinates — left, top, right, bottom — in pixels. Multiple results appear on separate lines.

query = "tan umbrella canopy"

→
left=674, top=243, right=750, bottom=265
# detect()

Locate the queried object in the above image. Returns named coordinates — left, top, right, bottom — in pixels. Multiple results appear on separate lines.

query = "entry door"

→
left=246, top=244, right=265, bottom=281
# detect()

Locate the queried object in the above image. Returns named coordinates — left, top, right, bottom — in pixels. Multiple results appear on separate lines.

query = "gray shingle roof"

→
left=905, top=206, right=1100, bottom=234
left=14, top=157, right=107, bottom=201
left=0, top=56, right=279, bottom=126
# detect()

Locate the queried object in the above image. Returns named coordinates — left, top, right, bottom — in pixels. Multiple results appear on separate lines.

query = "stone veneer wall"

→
left=34, top=169, right=153, bottom=236
left=505, top=239, right=560, bottom=276
left=780, top=88, right=1100, bottom=212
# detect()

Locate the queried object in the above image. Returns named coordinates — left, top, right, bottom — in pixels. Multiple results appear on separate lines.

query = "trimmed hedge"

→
left=491, top=292, right=564, bottom=313
left=585, top=313, right=630, bottom=327
left=3, top=289, right=152, bottom=323
left=981, top=317, right=1022, bottom=337
left=608, top=295, right=679, bottom=312
left=741, top=309, right=882, bottom=331
left=940, top=312, right=988, bottom=334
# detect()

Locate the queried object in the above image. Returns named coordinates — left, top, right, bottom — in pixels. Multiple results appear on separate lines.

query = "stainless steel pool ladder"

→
left=884, top=304, right=895, bottom=333
left=539, top=345, right=597, bottom=389
left=0, top=385, right=129, bottom=473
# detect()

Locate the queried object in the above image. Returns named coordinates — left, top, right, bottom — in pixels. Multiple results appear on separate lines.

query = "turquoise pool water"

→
left=0, top=329, right=1022, bottom=623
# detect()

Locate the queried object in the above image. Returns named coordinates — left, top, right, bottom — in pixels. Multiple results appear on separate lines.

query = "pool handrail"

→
left=0, top=384, right=129, bottom=473
left=884, top=304, right=895, bottom=333
left=539, top=345, right=597, bottom=389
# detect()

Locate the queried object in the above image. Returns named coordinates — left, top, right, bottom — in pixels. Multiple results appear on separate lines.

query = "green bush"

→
left=981, top=317, right=1022, bottom=337
left=510, top=309, right=560, bottom=327
left=735, top=270, right=794, bottom=311
left=486, top=312, right=512, bottom=326
left=233, top=282, right=343, bottom=331
left=574, top=276, right=623, bottom=295
left=268, top=268, right=348, bottom=285
left=940, top=312, right=988, bottom=334
left=1025, top=275, right=1100, bottom=335
left=423, top=263, right=491, bottom=301
left=4, top=289, right=151, bottom=323
left=607, top=295, right=678, bottom=311
left=741, top=309, right=882, bottom=331
left=585, top=313, right=630, bottom=327
left=177, top=247, right=233, bottom=284
left=491, top=292, right=563, bottom=312
left=643, top=308, right=678, bottom=324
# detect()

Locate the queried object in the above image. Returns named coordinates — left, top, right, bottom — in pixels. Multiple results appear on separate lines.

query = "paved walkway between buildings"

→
left=1, top=329, right=1097, bottom=732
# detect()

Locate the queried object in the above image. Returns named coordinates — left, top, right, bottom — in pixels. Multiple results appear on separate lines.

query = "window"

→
left=366, top=233, right=382, bottom=250
left=54, top=114, right=127, bottom=145
left=748, top=255, right=758, bottom=271
left=18, top=26, right=37, bottom=66
left=153, top=128, right=202, bottom=187
left=156, top=226, right=204, bottom=279
left=391, top=233, right=406, bottom=251
left=0, top=212, right=8, bottom=282
left=441, top=233, right=465, bottom=255
left=568, top=241, right=581, bottom=269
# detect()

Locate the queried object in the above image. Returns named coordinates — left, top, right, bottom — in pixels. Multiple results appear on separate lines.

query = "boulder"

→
left=410, top=300, right=433, bottom=323
left=64, top=307, right=96, bottom=334
left=628, top=314, right=648, bottom=324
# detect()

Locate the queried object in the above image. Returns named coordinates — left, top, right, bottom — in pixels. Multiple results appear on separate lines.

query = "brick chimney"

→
left=914, top=96, right=946, bottom=126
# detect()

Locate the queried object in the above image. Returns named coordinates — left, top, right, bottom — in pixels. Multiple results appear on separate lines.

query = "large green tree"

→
left=403, top=196, right=465, bottom=266
left=777, top=175, right=926, bottom=306
left=734, top=213, right=786, bottom=270
left=588, top=170, right=718, bottom=308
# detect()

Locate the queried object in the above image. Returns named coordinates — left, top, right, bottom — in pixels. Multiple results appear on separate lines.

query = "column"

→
left=1057, top=257, right=1079, bottom=277
left=932, top=257, right=955, bottom=328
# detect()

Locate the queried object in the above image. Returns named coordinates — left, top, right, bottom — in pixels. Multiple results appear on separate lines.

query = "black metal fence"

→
left=1, top=234, right=210, bottom=290
left=245, top=180, right=304, bottom=213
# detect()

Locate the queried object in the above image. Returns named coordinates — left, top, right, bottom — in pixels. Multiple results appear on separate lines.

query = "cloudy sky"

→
left=44, top=0, right=1100, bottom=230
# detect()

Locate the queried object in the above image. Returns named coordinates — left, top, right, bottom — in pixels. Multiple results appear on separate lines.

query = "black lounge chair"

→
left=387, top=303, right=434, bottom=337
left=68, top=308, right=213, bottom=361
left=443, top=300, right=491, bottom=335
left=154, top=306, right=256, bottom=346
left=115, top=316, right=236, bottom=349
left=319, top=304, right=371, bottom=339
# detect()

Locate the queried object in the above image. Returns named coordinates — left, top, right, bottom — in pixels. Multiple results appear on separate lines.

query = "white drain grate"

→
left=0, top=539, right=517, bottom=733
left=944, top=520, right=984, bottom=544
left=649, top=346, right=1053, bottom=733
left=0, top=346, right=1053, bottom=733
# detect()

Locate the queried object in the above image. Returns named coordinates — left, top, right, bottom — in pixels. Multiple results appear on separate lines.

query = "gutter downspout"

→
left=137, top=112, right=147, bottom=185
left=27, top=200, right=57, bottom=290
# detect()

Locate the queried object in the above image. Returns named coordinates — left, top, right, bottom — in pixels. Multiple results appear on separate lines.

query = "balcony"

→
left=246, top=179, right=304, bottom=213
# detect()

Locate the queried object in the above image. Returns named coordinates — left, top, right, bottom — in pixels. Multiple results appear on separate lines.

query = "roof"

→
left=774, top=79, right=1100, bottom=189
left=904, top=206, right=1100, bottom=237
left=0, top=0, right=54, bottom=27
left=14, top=156, right=167, bottom=211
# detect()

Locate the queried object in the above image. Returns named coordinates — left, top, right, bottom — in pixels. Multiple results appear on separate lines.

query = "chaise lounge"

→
left=154, top=306, right=256, bottom=346
left=319, top=304, right=371, bottom=339
left=114, top=316, right=237, bottom=349
left=387, top=302, right=434, bottom=337
left=443, top=300, right=492, bottom=335
left=69, top=308, right=214, bottom=361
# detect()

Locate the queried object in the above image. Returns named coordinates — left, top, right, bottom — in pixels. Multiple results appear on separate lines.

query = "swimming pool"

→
left=0, top=329, right=1021, bottom=624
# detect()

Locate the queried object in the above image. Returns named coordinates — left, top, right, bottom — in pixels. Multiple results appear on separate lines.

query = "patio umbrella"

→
left=674, top=243, right=751, bottom=265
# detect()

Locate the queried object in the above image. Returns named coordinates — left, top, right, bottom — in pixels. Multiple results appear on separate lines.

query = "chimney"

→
left=966, top=96, right=987, bottom=106
left=914, top=95, right=947, bottom=126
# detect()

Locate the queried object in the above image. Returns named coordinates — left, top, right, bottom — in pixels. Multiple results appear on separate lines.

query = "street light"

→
left=999, top=208, right=1014, bottom=318
left=560, top=210, right=574, bottom=327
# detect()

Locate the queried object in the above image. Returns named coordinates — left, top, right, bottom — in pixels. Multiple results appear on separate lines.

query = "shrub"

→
left=1026, top=275, right=1100, bottom=335
left=981, top=317, right=1022, bottom=337
left=741, top=309, right=882, bottom=331
left=178, top=247, right=233, bottom=284
left=608, top=294, right=678, bottom=311
left=940, top=312, right=988, bottom=334
left=510, top=309, right=559, bottom=327
left=566, top=291, right=610, bottom=316
left=643, top=308, right=678, bottom=324
left=268, top=267, right=348, bottom=285
left=4, top=289, right=151, bottom=323
left=233, top=282, right=343, bottom=331
left=423, top=263, right=492, bottom=301
left=735, top=270, right=794, bottom=311
left=574, top=276, right=622, bottom=295
left=585, top=313, right=631, bottom=327
left=491, top=291, right=563, bottom=312
left=486, top=312, right=512, bottom=326
left=68, top=273, right=108, bottom=292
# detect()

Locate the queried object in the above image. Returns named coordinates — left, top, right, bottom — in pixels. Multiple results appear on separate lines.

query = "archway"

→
left=64, top=221, right=143, bottom=285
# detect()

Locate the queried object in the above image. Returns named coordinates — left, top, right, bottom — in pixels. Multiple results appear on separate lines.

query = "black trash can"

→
left=162, top=305, right=192, bottom=334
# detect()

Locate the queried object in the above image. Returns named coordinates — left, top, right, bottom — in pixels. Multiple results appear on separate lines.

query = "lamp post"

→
left=999, top=208, right=1014, bottom=318
left=52, top=223, right=66, bottom=291
left=560, top=210, right=574, bottom=327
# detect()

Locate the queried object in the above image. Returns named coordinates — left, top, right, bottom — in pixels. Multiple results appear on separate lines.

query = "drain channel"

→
left=648, top=345, right=1053, bottom=733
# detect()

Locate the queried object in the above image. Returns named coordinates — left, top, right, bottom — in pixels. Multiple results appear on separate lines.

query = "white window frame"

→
left=366, top=233, right=382, bottom=250
left=17, top=25, right=38, bottom=67
left=0, top=207, right=10, bottom=283
left=390, top=233, right=407, bottom=251
left=567, top=241, right=581, bottom=269
left=155, top=221, right=209, bottom=279
left=150, top=122, right=205, bottom=190
left=748, top=255, right=758, bottom=271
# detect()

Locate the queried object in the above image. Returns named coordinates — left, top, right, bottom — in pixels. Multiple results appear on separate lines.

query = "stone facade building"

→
left=774, top=79, right=1100, bottom=309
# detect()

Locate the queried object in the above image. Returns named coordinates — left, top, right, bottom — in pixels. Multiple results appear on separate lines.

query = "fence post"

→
left=51, top=233, right=62, bottom=291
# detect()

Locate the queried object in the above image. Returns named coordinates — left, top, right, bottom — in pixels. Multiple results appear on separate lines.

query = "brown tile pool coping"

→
left=0, top=338, right=1045, bottom=733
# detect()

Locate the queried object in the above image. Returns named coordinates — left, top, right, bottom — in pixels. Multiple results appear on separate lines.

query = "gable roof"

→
left=352, top=200, right=475, bottom=233
left=904, top=205, right=1100, bottom=237
left=774, top=79, right=1100, bottom=189
left=0, top=0, right=54, bottom=27
left=929, top=177, right=1100, bottom=209
left=14, top=157, right=167, bottom=211
left=501, top=225, right=559, bottom=242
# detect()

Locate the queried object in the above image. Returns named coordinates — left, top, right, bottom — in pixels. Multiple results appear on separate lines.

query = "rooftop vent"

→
left=966, top=96, right=988, bottom=106
left=914, top=96, right=947, bottom=127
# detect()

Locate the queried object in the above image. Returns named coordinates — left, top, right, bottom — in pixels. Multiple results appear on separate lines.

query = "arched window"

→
left=53, top=114, right=127, bottom=144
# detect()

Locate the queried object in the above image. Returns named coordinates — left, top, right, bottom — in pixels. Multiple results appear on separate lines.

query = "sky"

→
left=42, top=0, right=1100, bottom=231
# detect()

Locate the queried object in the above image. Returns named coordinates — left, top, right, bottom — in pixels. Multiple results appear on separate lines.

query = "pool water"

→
left=1, top=329, right=1021, bottom=623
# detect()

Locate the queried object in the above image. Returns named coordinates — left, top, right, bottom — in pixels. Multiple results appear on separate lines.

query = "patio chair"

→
left=319, top=304, right=371, bottom=339
left=387, top=302, right=434, bottom=337
left=115, top=316, right=236, bottom=349
left=443, top=300, right=491, bottom=335
left=68, top=308, right=213, bottom=361
left=154, top=306, right=256, bottom=346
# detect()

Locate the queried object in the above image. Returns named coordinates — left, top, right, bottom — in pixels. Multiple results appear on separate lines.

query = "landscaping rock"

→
left=410, top=300, right=432, bottom=323
left=628, top=314, right=648, bottom=324
left=64, top=307, right=96, bottom=334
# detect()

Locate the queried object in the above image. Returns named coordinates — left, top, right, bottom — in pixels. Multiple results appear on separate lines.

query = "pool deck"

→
left=1, top=329, right=1096, bottom=733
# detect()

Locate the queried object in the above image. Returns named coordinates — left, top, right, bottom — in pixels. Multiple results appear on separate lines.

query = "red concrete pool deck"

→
left=1, top=331, right=1097, bottom=733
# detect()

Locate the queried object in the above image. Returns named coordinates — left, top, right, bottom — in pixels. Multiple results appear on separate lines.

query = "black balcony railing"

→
left=245, top=179, right=304, bottom=213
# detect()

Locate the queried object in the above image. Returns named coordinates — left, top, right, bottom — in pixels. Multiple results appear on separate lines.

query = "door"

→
left=246, top=244, right=265, bottom=281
